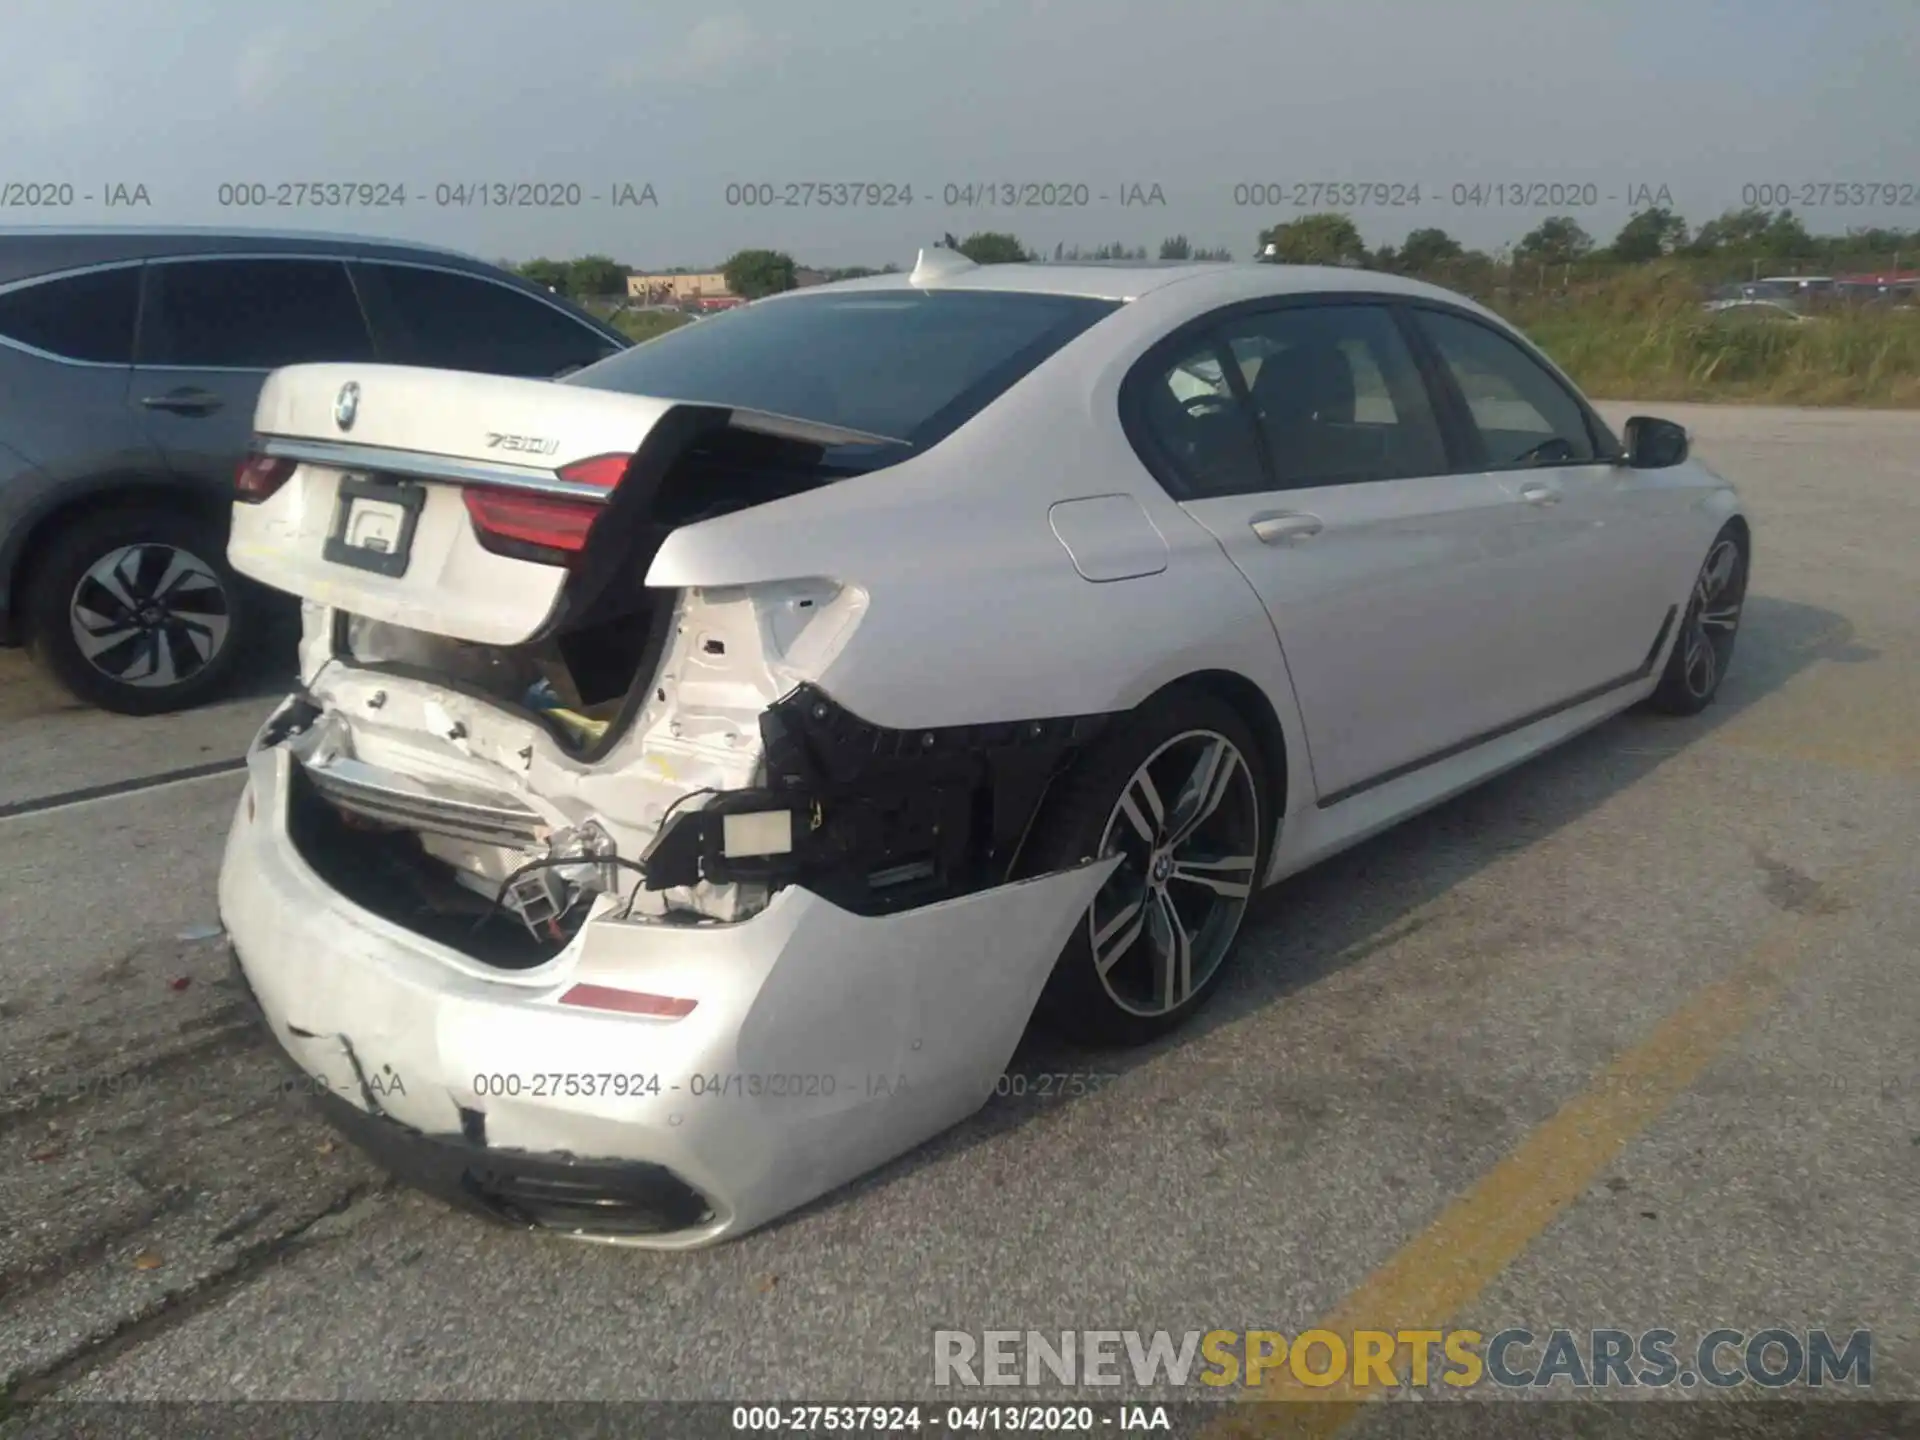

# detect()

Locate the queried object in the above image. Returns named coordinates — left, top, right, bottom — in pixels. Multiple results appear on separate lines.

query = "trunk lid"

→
left=230, top=362, right=885, bottom=645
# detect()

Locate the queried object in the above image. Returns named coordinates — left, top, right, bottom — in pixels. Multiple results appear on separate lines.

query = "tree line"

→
left=515, top=207, right=1918, bottom=303
left=1258, top=205, right=1917, bottom=277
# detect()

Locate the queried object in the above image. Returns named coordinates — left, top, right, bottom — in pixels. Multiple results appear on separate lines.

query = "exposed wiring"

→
left=472, top=786, right=729, bottom=933
left=618, top=786, right=720, bottom=919
left=656, top=785, right=721, bottom=831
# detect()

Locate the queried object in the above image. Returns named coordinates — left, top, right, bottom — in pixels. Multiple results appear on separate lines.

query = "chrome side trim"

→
left=0, top=255, right=146, bottom=298
left=257, top=435, right=610, bottom=501
left=0, top=248, right=619, bottom=365
left=1313, top=604, right=1680, bottom=811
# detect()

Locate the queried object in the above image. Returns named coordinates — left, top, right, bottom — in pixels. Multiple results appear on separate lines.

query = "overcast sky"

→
left=7, top=0, right=1917, bottom=267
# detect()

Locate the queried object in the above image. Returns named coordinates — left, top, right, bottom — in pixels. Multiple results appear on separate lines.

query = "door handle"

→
left=1518, top=482, right=1561, bottom=506
left=141, top=387, right=225, bottom=417
left=1249, top=511, right=1323, bottom=544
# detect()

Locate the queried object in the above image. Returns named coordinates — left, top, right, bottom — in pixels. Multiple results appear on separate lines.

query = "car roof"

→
left=0, top=226, right=486, bottom=288
left=762, top=260, right=1490, bottom=311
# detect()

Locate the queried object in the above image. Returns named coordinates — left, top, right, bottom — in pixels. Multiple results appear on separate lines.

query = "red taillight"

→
left=235, top=452, right=296, bottom=503
left=463, top=489, right=600, bottom=556
left=554, top=452, right=632, bottom=491
left=463, top=451, right=631, bottom=566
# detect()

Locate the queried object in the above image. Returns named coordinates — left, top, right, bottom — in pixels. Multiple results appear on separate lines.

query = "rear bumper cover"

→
left=315, top=1083, right=719, bottom=1236
left=228, top=948, right=716, bottom=1236
left=220, top=744, right=1114, bottom=1247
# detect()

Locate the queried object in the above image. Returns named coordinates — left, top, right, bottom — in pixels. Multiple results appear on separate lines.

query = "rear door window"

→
left=0, top=266, right=141, bottom=363
left=138, top=259, right=374, bottom=368
left=1217, top=304, right=1449, bottom=488
left=1128, top=303, right=1449, bottom=497
left=1129, top=337, right=1268, bottom=497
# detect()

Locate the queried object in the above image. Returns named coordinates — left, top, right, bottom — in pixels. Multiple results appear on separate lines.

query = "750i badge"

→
left=486, top=432, right=561, bottom=455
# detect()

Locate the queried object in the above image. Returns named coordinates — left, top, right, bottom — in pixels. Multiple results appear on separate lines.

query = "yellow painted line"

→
left=1206, top=849, right=1884, bottom=1440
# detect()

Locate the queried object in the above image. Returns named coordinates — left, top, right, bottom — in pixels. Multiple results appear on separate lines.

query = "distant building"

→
left=793, top=268, right=829, bottom=288
left=626, top=271, right=732, bottom=304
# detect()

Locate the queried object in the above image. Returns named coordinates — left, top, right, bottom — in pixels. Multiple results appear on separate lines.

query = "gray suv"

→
left=0, top=227, right=629, bottom=714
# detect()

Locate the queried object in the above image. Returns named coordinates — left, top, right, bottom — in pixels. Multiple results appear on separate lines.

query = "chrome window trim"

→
left=257, top=435, right=609, bottom=502
left=0, top=249, right=615, bottom=369
left=0, top=258, right=145, bottom=368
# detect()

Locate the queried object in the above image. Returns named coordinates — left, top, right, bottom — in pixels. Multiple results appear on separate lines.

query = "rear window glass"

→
left=568, top=289, right=1120, bottom=457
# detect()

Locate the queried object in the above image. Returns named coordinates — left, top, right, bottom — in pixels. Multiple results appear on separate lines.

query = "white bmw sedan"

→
left=219, top=249, right=1747, bottom=1245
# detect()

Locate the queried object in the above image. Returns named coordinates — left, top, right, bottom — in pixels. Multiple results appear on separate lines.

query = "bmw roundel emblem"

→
left=334, top=381, right=360, bottom=431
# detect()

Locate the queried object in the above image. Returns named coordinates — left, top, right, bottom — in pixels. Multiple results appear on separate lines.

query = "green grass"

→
left=1480, top=268, right=1920, bottom=406
left=609, top=273, right=1918, bottom=405
left=611, top=309, right=696, bottom=344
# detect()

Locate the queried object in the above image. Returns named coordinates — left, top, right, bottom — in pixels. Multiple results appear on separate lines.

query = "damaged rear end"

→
left=232, top=361, right=918, bottom=952
left=219, top=354, right=1117, bottom=1243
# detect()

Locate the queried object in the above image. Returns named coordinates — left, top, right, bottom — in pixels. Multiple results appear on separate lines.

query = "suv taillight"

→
left=463, top=452, right=631, bottom=566
left=235, top=453, right=297, bottom=503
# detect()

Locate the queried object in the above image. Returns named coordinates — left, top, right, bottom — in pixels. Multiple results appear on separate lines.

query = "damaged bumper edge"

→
left=227, top=947, right=717, bottom=1236
left=220, top=744, right=1117, bottom=1246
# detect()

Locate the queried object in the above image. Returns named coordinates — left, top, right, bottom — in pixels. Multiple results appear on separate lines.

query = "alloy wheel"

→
left=68, top=543, right=232, bottom=689
left=1087, top=730, right=1261, bottom=1018
left=1681, top=536, right=1746, bottom=700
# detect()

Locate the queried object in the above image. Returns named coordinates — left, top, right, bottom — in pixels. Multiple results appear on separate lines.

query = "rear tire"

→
left=1026, top=688, right=1271, bottom=1048
left=24, top=506, right=253, bottom=715
left=1647, top=523, right=1748, bottom=717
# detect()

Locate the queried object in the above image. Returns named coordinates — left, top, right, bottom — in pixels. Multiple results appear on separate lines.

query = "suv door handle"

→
left=141, top=387, right=224, bottom=417
left=1249, top=511, right=1323, bottom=544
left=1518, top=482, right=1561, bottom=506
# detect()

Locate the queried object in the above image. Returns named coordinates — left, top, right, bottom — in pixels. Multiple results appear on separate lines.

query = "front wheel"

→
left=1647, top=523, right=1748, bottom=717
left=24, top=507, right=254, bottom=715
left=1027, top=690, right=1271, bottom=1048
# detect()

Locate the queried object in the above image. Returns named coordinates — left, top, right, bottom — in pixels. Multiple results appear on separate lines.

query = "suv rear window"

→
left=568, top=289, right=1121, bottom=458
left=0, top=266, right=140, bottom=363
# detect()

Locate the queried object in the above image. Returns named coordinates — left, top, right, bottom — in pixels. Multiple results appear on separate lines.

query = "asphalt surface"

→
left=0, top=402, right=1914, bottom=1416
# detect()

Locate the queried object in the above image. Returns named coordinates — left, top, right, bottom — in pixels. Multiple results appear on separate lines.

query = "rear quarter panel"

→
left=643, top=289, right=1313, bottom=821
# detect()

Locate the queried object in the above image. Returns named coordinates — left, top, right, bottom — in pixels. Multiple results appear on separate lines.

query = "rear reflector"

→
left=557, top=983, right=697, bottom=1018
left=236, top=452, right=297, bottom=503
left=463, top=451, right=632, bottom=566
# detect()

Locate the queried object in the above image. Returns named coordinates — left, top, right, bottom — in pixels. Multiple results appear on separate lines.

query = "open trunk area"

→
left=334, top=600, right=670, bottom=760
left=285, top=761, right=567, bottom=969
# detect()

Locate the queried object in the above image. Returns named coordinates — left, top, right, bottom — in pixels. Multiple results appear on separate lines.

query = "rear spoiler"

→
left=714, top=407, right=903, bottom=450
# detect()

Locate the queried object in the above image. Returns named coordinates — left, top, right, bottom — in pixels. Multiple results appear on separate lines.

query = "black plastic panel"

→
left=640, top=683, right=1112, bottom=914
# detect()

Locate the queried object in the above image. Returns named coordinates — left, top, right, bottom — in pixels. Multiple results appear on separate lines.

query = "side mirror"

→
left=1622, top=415, right=1689, bottom=469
